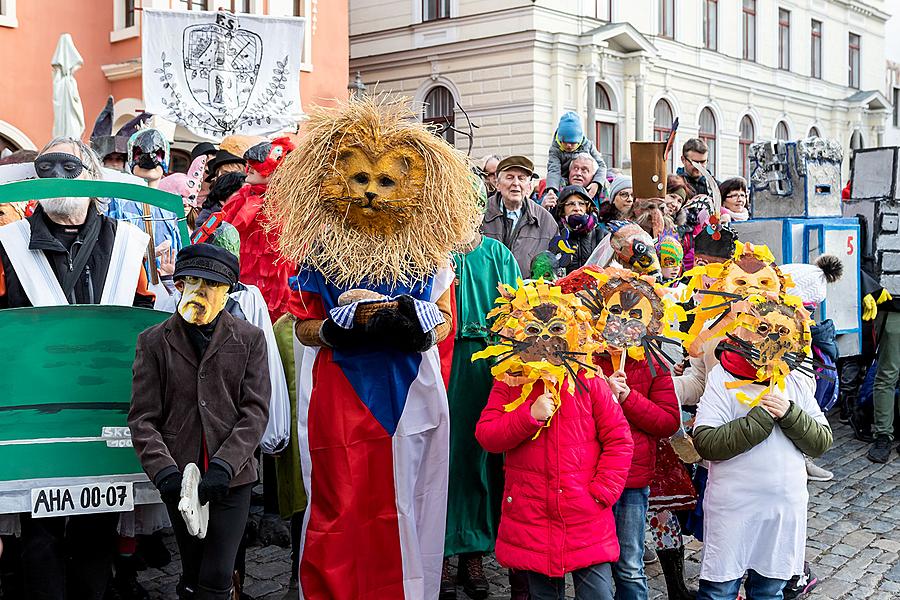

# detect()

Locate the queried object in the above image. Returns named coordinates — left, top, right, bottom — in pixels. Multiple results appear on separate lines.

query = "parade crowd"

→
left=0, top=100, right=891, bottom=600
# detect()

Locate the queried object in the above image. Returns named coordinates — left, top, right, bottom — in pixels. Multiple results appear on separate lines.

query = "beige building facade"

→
left=350, top=0, right=891, bottom=182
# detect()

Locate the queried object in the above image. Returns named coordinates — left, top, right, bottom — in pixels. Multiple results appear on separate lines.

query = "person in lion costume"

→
left=266, top=96, right=481, bottom=600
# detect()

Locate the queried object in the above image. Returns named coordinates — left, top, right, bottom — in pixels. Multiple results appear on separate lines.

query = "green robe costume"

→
left=445, top=236, right=521, bottom=556
left=273, top=314, right=308, bottom=518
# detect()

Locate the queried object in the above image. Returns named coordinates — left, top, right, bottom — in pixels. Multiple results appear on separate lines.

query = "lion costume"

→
left=266, top=97, right=480, bottom=599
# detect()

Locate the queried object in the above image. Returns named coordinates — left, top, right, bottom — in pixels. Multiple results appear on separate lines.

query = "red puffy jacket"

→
left=596, top=356, right=680, bottom=488
left=476, top=375, right=633, bottom=577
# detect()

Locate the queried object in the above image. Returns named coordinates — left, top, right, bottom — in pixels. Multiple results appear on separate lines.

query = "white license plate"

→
left=31, top=482, right=134, bottom=518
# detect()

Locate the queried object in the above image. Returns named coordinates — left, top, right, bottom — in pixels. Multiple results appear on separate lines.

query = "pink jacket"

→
left=476, top=375, right=633, bottom=576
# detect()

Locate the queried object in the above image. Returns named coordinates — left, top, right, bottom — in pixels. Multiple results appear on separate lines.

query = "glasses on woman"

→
left=726, top=192, right=748, bottom=199
left=564, top=200, right=589, bottom=209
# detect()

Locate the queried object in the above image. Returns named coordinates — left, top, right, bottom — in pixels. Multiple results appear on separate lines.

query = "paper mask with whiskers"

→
left=557, top=266, right=684, bottom=374
left=472, top=279, right=601, bottom=437
left=680, top=241, right=793, bottom=356
left=715, top=293, right=828, bottom=407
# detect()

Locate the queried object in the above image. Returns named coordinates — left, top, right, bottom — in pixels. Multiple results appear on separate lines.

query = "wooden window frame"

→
left=739, top=116, right=754, bottom=180
left=703, top=0, right=717, bottom=51
left=423, top=0, right=450, bottom=22
left=742, top=0, right=756, bottom=61
left=778, top=8, right=791, bottom=71
left=849, top=33, right=861, bottom=89
left=810, top=19, right=822, bottom=79
left=659, top=0, right=675, bottom=39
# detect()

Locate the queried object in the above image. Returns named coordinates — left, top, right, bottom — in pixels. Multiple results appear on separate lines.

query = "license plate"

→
left=31, top=482, right=134, bottom=518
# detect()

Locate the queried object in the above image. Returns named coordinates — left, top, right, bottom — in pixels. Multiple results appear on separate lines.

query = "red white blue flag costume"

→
left=292, top=266, right=454, bottom=599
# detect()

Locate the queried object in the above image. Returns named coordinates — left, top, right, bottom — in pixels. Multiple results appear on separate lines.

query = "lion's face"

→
left=517, top=303, right=572, bottom=366
left=733, top=300, right=807, bottom=368
left=322, top=145, right=426, bottom=236
left=596, top=279, right=665, bottom=349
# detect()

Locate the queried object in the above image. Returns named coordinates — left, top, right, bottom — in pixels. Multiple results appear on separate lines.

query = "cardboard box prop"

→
left=731, top=217, right=861, bottom=358
left=749, top=137, right=843, bottom=219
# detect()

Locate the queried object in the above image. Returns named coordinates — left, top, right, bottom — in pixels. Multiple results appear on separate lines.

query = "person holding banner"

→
left=0, top=137, right=155, bottom=599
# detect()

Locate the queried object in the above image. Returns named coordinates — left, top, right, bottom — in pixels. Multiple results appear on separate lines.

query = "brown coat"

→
left=128, top=310, right=271, bottom=488
left=482, top=193, right=558, bottom=276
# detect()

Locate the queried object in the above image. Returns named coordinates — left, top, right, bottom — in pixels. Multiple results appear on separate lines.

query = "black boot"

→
left=458, top=553, right=489, bottom=600
left=657, top=547, right=696, bottom=600
left=440, top=558, right=457, bottom=600
left=867, top=435, right=892, bottom=463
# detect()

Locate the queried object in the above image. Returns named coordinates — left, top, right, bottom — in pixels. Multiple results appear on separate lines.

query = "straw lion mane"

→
left=265, top=96, right=480, bottom=289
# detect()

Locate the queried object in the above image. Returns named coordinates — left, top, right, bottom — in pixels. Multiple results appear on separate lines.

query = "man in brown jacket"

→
left=129, top=243, right=270, bottom=600
left=481, top=155, right=558, bottom=276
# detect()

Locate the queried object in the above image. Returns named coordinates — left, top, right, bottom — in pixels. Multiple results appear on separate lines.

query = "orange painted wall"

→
left=0, top=1, right=348, bottom=149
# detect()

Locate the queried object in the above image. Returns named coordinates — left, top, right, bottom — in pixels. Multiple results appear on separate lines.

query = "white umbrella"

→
left=51, top=33, right=85, bottom=139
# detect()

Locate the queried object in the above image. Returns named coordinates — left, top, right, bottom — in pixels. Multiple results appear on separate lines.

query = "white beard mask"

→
left=40, top=197, right=91, bottom=221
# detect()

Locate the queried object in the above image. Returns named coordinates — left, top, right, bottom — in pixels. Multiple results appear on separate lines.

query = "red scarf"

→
left=720, top=349, right=764, bottom=382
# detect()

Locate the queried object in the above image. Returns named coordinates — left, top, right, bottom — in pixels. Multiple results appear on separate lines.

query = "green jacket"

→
left=272, top=314, right=308, bottom=518
left=694, top=402, right=832, bottom=461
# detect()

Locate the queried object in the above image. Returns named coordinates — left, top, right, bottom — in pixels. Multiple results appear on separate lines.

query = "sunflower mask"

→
left=717, top=293, right=817, bottom=407
left=472, top=279, right=601, bottom=437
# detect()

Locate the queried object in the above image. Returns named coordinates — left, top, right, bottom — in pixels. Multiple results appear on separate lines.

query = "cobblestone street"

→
left=138, top=419, right=900, bottom=599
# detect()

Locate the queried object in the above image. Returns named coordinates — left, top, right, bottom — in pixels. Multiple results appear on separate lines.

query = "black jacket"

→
left=563, top=226, right=604, bottom=274
left=676, top=167, right=716, bottom=197
left=0, top=205, right=154, bottom=309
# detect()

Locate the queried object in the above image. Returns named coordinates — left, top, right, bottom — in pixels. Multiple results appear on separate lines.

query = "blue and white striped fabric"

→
left=330, top=297, right=445, bottom=332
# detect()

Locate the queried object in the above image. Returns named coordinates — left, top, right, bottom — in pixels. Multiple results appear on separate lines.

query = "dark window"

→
left=169, top=149, right=191, bottom=174
left=177, top=0, right=208, bottom=11
left=850, top=130, right=864, bottom=151
left=0, top=134, right=20, bottom=155
left=125, top=0, right=135, bottom=27
left=778, top=9, right=791, bottom=70
left=595, top=84, right=612, bottom=111
left=703, top=0, right=717, bottom=51
left=776, top=121, right=790, bottom=141
left=596, top=122, right=616, bottom=169
left=659, top=0, right=674, bottom=39
left=653, top=99, right=675, bottom=169
left=230, top=0, right=251, bottom=12
left=423, top=86, right=455, bottom=145
left=699, top=108, right=717, bottom=175
left=808, top=126, right=821, bottom=138
left=423, top=0, right=450, bottom=21
left=739, top=115, right=754, bottom=179
left=849, top=33, right=860, bottom=89
left=293, top=0, right=304, bottom=16
left=894, top=88, right=900, bottom=127
left=596, top=0, right=611, bottom=21
left=811, top=19, right=822, bottom=79
left=742, top=0, right=756, bottom=61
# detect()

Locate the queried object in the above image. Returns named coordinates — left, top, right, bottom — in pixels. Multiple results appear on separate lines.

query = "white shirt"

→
left=695, top=366, right=826, bottom=582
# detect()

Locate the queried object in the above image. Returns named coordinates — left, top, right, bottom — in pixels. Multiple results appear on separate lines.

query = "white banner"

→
left=142, top=9, right=305, bottom=141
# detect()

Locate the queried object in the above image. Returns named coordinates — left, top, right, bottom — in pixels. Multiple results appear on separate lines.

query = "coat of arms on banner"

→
left=142, top=9, right=305, bottom=140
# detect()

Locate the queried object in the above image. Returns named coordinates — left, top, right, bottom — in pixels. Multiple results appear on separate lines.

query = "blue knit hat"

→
left=556, top=112, right=584, bottom=144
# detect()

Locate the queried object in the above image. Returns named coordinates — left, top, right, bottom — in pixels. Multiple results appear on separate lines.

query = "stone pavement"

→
left=138, top=419, right=900, bottom=599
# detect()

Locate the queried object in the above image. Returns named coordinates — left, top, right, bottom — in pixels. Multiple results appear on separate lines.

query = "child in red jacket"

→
left=476, top=373, right=633, bottom=600
left=598, top=354, right=680, bottom=600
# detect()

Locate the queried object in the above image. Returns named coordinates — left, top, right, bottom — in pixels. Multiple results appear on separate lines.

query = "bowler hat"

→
left=174, top=243, right=240, bottom=287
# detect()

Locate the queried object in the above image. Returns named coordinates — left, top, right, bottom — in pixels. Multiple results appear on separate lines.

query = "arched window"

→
left=850, top=130, right=864, bottom=151
left=595, top=85, right=612, bottom=111
left=808, top=126, right=821, bottom=138
left=739, top=115, right=755, bottom=179
left=595, top=84, right=616, bottom=167
left=699, top=107, right=717, bottom=175
left=169, top=149, right=191, bottom=174
left=653, top=99, right=675, bottom=169
left=423, top=86, right=455, bottom=145
left=775, top=120, right=790, bottom=140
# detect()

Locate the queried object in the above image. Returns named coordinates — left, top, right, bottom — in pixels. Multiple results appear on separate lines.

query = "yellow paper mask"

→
left=472, top=279, right=601, bottom=437
left=717, top=293, right=815, bottom=407
left=576, top=267, right=683, bottom=371
left=177, top=276, right=229, bottom=325
left=680, top=242, right=793, bottom=356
